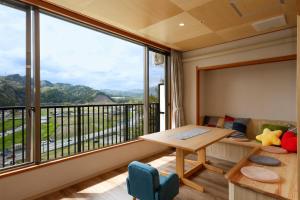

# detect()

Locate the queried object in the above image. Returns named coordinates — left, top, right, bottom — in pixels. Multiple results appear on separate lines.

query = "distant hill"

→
left=0, top=74, right=114, bottom=106
left=103, top=86, right=159, bottom=98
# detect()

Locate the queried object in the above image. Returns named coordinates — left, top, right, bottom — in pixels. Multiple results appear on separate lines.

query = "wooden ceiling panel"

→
left=140, top=12, right=212, bottom=44
left=82, top=0, right=183, bottom=30
left=169, top=0, right=212, bottom=11
left=216, top=24, right=257, bottom=41
left=48, top=0, right=183, bottom=30
left=234, top=0, right=282, bottom=18
left=174, top=33, right=224, bottom=51
left=188, top=0, right=244, bottom=31
left=48, top=0, right=92, bottom=10
left=282, top=0, right=297, bottom=25
left=44, top=0, right=297, bottom=51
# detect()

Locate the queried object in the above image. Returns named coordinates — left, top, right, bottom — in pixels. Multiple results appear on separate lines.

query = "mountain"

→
left=0, top=75, right=26, bottom=106
left=102, top=86, right=159, bottom=98
left=0, top=74, right=114, bottom=106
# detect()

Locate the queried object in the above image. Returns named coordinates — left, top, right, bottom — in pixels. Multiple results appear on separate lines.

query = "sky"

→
left=0, top=4, right=164, bottom=91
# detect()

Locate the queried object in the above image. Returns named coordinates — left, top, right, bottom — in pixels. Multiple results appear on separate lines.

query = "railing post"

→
left=77, top=107, right=81, bottom=152
left=124, top=105, right=129, bottom=141
left=156, top=103, right=160, bottom=132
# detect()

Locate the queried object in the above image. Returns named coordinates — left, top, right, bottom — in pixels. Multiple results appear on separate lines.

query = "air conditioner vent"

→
left=252, top=15, right=287, bottom=32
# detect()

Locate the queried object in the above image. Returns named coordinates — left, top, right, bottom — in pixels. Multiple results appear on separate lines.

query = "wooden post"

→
left=297, top=5, right=300, bottom=200
left=196, top=69, right=201, bottom=125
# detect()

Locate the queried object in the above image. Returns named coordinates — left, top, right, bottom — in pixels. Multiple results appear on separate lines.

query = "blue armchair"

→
left=126, top=161, right=179, bottom=200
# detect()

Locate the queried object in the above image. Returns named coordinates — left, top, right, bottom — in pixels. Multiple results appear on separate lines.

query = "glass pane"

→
left=40, top=14, right=144, bottom=161
left=0, top=4, right=27, bottom=169
left=148, top=51, right=166, bottom=132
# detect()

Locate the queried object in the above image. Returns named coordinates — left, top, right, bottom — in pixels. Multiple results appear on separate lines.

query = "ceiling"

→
left=44, top=0, right=297, bottom=51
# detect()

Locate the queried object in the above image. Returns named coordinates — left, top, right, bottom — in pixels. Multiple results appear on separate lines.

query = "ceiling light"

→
left=179, top=23, right=185, bottom=27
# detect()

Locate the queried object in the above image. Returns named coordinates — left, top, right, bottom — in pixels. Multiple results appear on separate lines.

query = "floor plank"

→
left=37, top=151, right=235, bottom=200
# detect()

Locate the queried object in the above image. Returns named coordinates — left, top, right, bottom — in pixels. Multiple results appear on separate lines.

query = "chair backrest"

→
left=127, top=161, right=160, bottom=200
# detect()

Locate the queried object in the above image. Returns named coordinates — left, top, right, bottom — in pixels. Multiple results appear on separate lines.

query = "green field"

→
left=0, top=108, right=143, bottom=152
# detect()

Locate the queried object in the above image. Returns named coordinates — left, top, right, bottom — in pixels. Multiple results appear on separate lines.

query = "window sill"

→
left=0, top=139, right=143, bottom=179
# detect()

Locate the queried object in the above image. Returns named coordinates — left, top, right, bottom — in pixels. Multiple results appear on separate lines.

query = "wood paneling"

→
left=174, top=33, right=224, bottom=51
left=140, top=12, right=212, bottom=44
left=80, top=0, right=183, bottom=30
left=229, top=183, right=277, bottom=200
left=19, top=0, right=171, bottom=52
left=217, top=24, right=257, bottom=41
left=19, top=0, right=297, bottom=51
left=206, top=141, right=254, bottom=163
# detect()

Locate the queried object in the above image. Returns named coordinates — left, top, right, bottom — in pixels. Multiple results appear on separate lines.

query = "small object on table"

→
left=240, top=166, right=280, bottom=183
left=248, top=155, right=281, bottom=166
left=261, top=146, right=288, bottom=154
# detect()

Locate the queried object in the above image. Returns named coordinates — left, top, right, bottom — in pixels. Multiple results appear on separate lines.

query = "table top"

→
left=140, top=125, right=235, bottom=152
left=226, top=147, right=297, bottom=200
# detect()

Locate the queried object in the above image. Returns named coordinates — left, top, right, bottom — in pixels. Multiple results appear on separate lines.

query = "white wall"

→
left=203, top=60, right=296, bottom=121
left=182, top=28, right=297, bottom=124
left=0, top=141, right=168, bottom=200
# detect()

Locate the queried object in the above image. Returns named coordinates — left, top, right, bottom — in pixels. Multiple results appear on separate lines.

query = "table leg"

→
left=176, top=148, right=184, bottom=179
left=197, top=148, right=224, bottom=174
left=176, top=148, right=205, bottom=192
left=197, top=148, right=206, bottom=163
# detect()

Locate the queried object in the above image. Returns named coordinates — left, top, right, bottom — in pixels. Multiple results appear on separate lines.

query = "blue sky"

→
left=0, top=4, right=164, bottom=91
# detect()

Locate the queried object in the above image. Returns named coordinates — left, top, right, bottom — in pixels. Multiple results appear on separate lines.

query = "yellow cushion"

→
left=256, top=128, right=282, bottom=146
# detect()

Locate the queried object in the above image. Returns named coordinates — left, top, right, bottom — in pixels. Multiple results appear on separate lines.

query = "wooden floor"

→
left=38, top=151, right=235, bottom=200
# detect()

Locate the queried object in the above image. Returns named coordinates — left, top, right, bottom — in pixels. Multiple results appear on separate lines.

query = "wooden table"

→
left=140, top=125, right=235, bottom=192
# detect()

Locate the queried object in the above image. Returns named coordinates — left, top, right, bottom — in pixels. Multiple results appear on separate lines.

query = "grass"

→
left=40, top=130, right=142, bottom=161
left=0, top=112, right=129, bottom=151
left=0, top=119, right=23, bottom=132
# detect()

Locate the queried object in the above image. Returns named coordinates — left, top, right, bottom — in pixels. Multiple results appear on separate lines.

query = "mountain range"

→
left=0, top=74, right=161, bottom=106
left=0, top=74, right=113, bottom=106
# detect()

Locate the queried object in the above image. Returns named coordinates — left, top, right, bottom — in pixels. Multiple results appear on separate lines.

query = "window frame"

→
left=0, top=0, right=170, bottom=172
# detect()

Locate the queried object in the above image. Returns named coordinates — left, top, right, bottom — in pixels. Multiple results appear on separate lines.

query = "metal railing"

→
left=0, top=103, right=160, bottom=169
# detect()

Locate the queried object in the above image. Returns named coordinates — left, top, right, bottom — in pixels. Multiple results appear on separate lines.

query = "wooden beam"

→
left=184, top=163, right=203, bottom=178
left=182, top=178, right=204, bottom=192
left=19, top=0, right=171, bottom=52
left=197, top=54, right=296, bottom=71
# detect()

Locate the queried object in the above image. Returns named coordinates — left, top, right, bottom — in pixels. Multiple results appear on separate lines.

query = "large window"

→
left=39, top=13, right=146, bottom=161
left=0, top=3, right=169, bottom=170
left=0, top=2, right=32, bottom=169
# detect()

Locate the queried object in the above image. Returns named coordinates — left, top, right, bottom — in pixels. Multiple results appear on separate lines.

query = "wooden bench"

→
left=225, top=147, right=297, bottom=200
left=203, top=118, right=295, bottom=162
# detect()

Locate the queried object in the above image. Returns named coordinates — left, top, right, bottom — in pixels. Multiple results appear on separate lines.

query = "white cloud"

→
left=0, top=5, right=165, bottom=91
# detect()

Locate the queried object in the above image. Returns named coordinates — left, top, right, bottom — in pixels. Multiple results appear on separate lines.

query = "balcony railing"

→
left=0, top=103, right=160, bottom=169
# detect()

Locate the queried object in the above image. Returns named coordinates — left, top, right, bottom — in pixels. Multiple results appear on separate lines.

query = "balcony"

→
left=0, top=103, right=160, bottom=169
